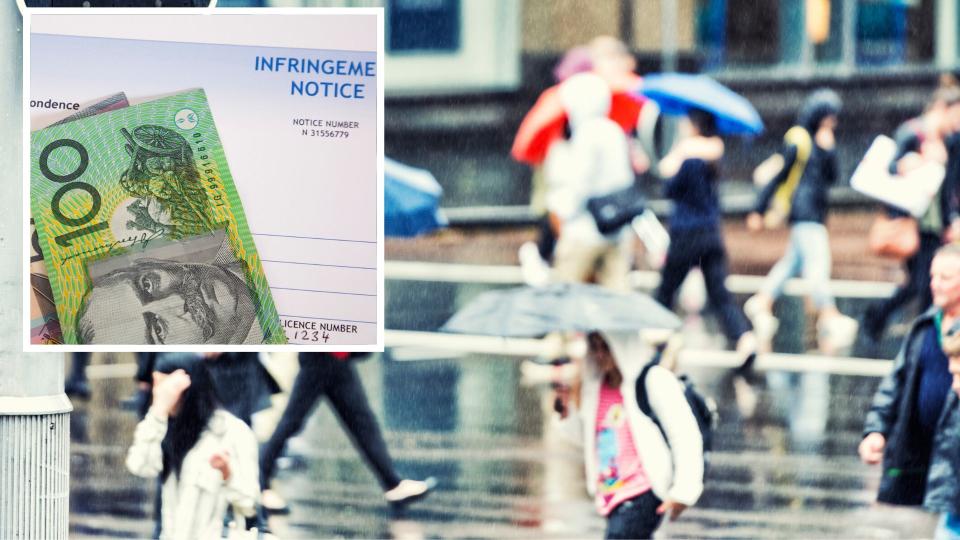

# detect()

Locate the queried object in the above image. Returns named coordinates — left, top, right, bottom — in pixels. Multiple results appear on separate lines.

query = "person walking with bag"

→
left=258, top=352, right=435, bottom=514
left=555, top=331, right=703, bottom=539
left=744, top=88, right=858, bottom=354
left=860, top=243, right=960, bottom=540
left=654, top=108, right=757, bottom=364
left=549, top=72, right=638, bottom=292
left=126, top=354, right=260, bottom=540
left=864, top=82, right=960, bottom=341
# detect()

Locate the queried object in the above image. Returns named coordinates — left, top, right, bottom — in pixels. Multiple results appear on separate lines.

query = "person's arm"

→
left=125, top=410, right=167, bottom=479
left=860, top=334, right=912, bottom=463
left=823, top=149, right=839, bottom=186
left=645, top=366, right=703, bottom=509
left=753, top=144, right=798, bottom=215
left=126, top=369, right=191, bottom=478
left=889, top=123, right=922, bottom=175
left=217, top=420, right=260, bottom=518
left=663, top=159, right=689, bottom=200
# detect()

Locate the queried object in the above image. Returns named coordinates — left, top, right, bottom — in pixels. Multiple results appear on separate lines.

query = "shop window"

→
left=388, top=0, right=460, bottom=54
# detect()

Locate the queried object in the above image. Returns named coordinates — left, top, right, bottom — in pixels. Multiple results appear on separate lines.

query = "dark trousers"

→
left=867, top=231, right=940, bottom=332
left=259, top=355, right=401, bottom=491
left=537, top=214, right=557, bottom=262
left=655, top=227, right=751, bottom=343
left=67, top=352, right=89, bottom=385
left=605, top=491, right=664, bottom=540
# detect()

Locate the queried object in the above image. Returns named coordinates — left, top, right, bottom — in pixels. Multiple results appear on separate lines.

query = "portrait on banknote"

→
left=76, top=230, right=264, bottom=345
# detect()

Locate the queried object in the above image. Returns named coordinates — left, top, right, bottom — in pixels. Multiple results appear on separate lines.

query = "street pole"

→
left=660, top=0, right=678, bottom=73
left=0, top=4, right=73, bottom=539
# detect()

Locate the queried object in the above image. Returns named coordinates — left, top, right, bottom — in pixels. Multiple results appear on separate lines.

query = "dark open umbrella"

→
left=440, top=282, right=681, bottom=337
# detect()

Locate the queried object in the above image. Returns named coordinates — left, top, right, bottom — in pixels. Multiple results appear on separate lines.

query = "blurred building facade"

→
left=216, top=0, right=960, bottom=210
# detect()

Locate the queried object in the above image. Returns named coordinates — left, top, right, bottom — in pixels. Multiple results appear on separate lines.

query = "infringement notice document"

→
left=28, top=10, right=384, bottom=348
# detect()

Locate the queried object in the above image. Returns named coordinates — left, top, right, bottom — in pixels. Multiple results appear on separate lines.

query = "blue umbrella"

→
left=385, top=157, right=447, bottom=237
left=441, top=283, right=681, bottom=337
left=639, top=73, right=763, bottom=135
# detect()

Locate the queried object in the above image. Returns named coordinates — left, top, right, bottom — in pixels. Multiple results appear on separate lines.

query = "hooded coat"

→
left=547, top=73, right=635, bottom=245
left=754, top=89, right=841, bottom=225
left=558, top=331, right=704, bottom=507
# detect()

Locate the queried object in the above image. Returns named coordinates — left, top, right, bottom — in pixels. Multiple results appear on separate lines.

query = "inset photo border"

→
left=22, top=7, right=385, bottom=352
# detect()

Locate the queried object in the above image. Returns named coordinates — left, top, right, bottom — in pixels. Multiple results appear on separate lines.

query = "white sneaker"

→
left=743, top=296, right=779, bottom=350
left=736, top=331, right=758, bottom=371
left=385, top=478, right=436, bottom=507
left=261, top=489, right=289, bottom=514
left=732, top=374, right=759, bottom=418
left=518, top=241, right=551, bottom=287
left=817, top=314, right=859, bottom=355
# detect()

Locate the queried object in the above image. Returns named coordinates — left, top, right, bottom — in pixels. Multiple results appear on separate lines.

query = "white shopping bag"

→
left=850, top=135, right=945, bottom=218
left=632, top=210, right=670, bottom=269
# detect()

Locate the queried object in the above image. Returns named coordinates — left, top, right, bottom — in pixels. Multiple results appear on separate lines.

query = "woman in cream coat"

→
left=126, top=355, right=260, bottom=540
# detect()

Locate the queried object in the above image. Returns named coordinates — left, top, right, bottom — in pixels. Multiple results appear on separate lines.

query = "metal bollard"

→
left=0, top=2, right=73, bottom=538
left=0, top=357, right=73, bottom=540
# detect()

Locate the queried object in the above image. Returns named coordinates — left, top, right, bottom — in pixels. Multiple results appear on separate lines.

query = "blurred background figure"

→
left=204, top=352, right=280, bottom=427
left=655, top=108, right=756, bottom=365
left=745, top=88, right=858, bottom=355
left=258, top=352, right=435, bottom=515
left=65, top=351, right=90, bottom=399
left=548, top=72, right=636, bottom=291
left=863, top=77, right=960, bottom=342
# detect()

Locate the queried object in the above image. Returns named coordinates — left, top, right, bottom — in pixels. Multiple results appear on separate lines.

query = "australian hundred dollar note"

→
left=30, top=88, right=285, bottom=345
left=31, top=92, right=130, bottom=344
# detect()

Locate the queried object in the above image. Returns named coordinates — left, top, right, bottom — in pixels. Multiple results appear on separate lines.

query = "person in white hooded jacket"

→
left=557, top=330, right=704, bottom=539
left=126, top=354, right=260, bottom=540
left=548, top=72, right=636, bottom=291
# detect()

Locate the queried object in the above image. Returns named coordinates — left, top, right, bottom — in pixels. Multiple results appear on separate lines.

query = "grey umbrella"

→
left=440, top=282, right=681, bottom=337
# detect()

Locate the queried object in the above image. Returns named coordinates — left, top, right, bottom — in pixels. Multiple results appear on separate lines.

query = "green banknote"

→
left=31, top=92, right=130, bottom=345
left=31, top=89, right=285, bottom=345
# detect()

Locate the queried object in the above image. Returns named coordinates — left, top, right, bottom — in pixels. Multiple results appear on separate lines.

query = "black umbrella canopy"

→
left=440, top=283, right=681, bottom=338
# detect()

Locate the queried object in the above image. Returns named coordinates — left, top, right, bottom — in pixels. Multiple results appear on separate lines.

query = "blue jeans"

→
left=759, top=221, right=835, bottom=310
left=604, top=491, right=663, bottom=540
left=935, top=513, right=960, bottom=540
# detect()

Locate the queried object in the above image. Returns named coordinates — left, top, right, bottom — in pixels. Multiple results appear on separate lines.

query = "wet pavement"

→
left=68, top=274, right=939, bottom=539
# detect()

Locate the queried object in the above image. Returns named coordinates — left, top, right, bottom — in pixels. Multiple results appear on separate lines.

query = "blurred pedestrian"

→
left=127, top=352, right=157, bottom=418
left=126, top=355, right=259, bottom=540
left=259, top=352, right=434, bottom=514
left=654, top=108, right=757, bottom=363
left=864, top=80, right=960, bottom=341
left=555, top=331, right=702, bottom=539
left=204, top=352, right=280, bottom=426
left=517, top=45, right=595, bottom=286
left=860, top=243, right=960, bottom=540
left=65, top=351, right=90, bottom=399
left=745, top=88, right=858, bottom=354
left=549, top=72, right=636, bottom=291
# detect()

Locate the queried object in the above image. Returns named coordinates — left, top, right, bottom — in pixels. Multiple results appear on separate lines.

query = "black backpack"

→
left=635, top=360, right=717, bottom=466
